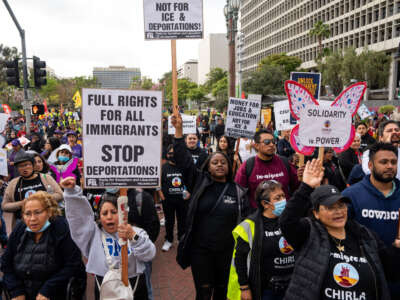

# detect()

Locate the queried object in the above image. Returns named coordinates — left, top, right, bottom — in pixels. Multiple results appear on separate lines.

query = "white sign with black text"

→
left=168, top=114, right=196, bottom=134
left=225, top=97, right=261, bottom=139
left=299, top=105, right=351, bottom=147
left=143, top=0, right=203, bottom=40
left=82, top=88, right=162, bottom=188
left=274, top=100, right=295, bottom=131
left=0, top=149, right=7, bottom=177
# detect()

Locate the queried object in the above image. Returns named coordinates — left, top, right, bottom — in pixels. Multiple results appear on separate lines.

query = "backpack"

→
left=96, top=232, right=138, bottom=300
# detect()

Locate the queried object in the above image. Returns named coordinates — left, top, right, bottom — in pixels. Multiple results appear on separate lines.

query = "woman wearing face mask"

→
left=279, top=159, right=400, bottom=300
left=1, top=191, right=83, bottom=300
left=171, top=114, right=249, bottom=300
left=49, top=144, right=81, bottom=186
left=227, top=180, right=294, bottom=300
left=2, top=152, right=63, bottom=229
left=61, top=177, right=156, bottom=300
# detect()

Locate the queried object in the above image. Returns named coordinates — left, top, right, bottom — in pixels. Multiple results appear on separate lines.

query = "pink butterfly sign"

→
left=284, top=80, right=367, bottom=155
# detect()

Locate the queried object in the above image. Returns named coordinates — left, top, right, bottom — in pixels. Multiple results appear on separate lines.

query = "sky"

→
left=1, top=0, right=227, bottom=82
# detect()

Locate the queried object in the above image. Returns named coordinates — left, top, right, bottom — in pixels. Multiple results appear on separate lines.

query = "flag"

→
left=241, top=91, right=246, bottom=99
left=43, top=99, right=48, bottom=113
left=2, top=104, right=11, bottom=115
left=72, top=90, right=82, bottom=108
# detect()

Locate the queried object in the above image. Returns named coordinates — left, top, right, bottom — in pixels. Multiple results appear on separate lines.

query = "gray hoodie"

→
left=64, top=186, right=156, bottom=277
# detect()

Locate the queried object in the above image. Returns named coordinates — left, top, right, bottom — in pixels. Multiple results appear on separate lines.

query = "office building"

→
left=178, top=59, right=198, bottom=83
left=198, top=33, right=229, bottom=84
left=93, top=66, right=141, bottom=89
left=240, top=0, right=400, bottom=99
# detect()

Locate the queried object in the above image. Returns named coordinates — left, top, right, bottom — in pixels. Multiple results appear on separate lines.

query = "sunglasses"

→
left=261, top=139, right=276, bottom=145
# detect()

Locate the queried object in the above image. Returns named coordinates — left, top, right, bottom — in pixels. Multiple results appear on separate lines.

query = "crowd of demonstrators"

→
left=3, top=103, right=400, bottom=300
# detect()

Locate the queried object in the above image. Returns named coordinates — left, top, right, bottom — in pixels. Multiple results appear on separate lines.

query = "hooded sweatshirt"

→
left=342, top=175, right=400, bottom=246
left=64, top=186, right=156, bottom=277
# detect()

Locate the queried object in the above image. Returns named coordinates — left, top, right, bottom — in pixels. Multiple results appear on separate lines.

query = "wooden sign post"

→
left=171, top=40, right=179, bottom=115
left=118, top=188, right=129, bottom=287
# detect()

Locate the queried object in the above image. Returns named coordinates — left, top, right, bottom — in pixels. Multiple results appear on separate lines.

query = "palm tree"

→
left=309, top=21, right=330, bottom=56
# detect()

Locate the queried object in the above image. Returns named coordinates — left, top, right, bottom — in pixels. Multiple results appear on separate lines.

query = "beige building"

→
left=240, top=0, right=400, bottom=99
left=198, top=33, right=229, bottom=84
left=178, top=59, right=198, bottom=83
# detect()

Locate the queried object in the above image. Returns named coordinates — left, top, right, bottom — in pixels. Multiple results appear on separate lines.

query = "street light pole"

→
left=3, top=0, right=31, bottom=134
left=224, top=0, right=240, bottom=98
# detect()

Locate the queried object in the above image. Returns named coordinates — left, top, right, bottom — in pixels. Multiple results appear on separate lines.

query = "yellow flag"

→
left=72, top=90, right=82, bottom=108
left=20, top=109, right=25, bottom=115
left=261, top=108, right=272, bottom=127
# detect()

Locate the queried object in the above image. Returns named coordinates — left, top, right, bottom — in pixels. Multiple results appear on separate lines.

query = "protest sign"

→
left=82, top=88, right=162, bottom=188
left=299, top=105, right=352, bottom=147
left=5, top=136, right=31, bottom=150
left=225, top=97, right=261, bottom=139
left=143, top=0, right=203, bottom=40
left=261, top=108, right=272, bottom=127
left=0, top=149, right=7, bottom=177
left=290, top=72, right=321, bottom=100
left=168, top=114, right=196, bottom=134
left=274, top=100, right=295, bottom=131
left=248, top=94, right=262, bottom=101
left=357, top=104, right=373, bottom=120
left=0, top=113, right=9, bottom=132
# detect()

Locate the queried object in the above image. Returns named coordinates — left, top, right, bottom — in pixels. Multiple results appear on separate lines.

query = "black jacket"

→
left=173, top=137, right=249, bottom=268
left=1, top=217, right=83, bottom=300
left=127, top=189, right=160, bottom=243
left=360, top=133, right=376, bottom=152
left=338, top=148, right=360, bottom=180
left=280, top=183, right=400, bottom=300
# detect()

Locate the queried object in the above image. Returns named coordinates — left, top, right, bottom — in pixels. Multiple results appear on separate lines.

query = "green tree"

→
left=318, top=51, right=344, bottom=95
left=340, top=48, right=364, bottom=85
left=188, top=86, right=207, bottom=110
left=212, top=77, right=228, bottom=112
left=258, top=53, right=302, bottom=76
left=242, top=64, right=286, bottom=97
left=203, top=68, right=227, bottom=93
left=309, top=21, right=330, bottom=56
left=0, top=44, right=20, bottom=105
left=360, top=49, right=391, bottom=89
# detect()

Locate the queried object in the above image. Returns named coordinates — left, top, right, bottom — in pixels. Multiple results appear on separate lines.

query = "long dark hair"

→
left=201, top=151, right=233, bottom=182
left=33, top=153, right=50, bottom=173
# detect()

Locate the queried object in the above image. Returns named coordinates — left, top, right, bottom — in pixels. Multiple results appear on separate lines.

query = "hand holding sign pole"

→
left=285, top=80, right=367, bottom=161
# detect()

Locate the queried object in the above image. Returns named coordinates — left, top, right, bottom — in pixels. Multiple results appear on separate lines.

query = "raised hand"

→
left=60, top=177, right=76, bottom=189
left=171, top=113, right=183, bottom=138
left=302, top=159, right=324, bottom=188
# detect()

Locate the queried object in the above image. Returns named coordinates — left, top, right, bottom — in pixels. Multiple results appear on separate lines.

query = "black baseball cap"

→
left=311, top=185, right=351, bottom=209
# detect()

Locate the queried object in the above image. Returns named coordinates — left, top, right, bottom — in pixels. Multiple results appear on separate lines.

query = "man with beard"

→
left=342, top=142, right=400, bottom=299
left=235, top=129, right=299, bottom=209
left=361, top=120, right=400, bottom=178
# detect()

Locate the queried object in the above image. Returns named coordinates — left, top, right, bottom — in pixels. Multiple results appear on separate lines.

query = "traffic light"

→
left=33, top=56, right=47, bottom=88
left=5, top=58, right=20, bottom=87
left=31, top=104, right=45, bottom=115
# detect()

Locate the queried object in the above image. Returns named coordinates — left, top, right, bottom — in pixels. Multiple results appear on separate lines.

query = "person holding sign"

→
left=280, top=159, right=400, bottom=300
left=171, top=114, right=249, bottom=300
left=61, top=177, right=156, bottom=300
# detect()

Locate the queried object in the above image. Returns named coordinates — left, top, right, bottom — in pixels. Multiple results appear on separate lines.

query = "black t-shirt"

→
left=14, top=175, right=46, bottom=219
left=188, top=147, right=208, bottom=168
left=192, top=181, right=238, bottom=251
left=321, top=233, right=377, bottom=300
left=161, top=162, right=185, bottom=199
left=261, top=216, right=295, bottom=289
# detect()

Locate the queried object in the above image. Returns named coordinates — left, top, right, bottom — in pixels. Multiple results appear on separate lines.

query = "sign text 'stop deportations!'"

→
left=143, top=0, right=203, bottom=40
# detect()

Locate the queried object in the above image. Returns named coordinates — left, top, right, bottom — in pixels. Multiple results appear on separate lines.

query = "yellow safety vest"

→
left=227, top=219, right=255, bottom=300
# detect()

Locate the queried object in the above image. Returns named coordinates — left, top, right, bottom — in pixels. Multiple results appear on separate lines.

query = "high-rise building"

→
left=178, top=59, right=199, bottom=83
left=93, top=66, right=141, bottom=89
left=240, top=1, right=400, bottom=98
left=198, top=33, right=229, bottom=84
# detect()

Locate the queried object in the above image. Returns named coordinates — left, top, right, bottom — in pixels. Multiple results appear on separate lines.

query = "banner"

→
left=5, top=136, right=31, bottom=150
left=274, top=100, right=295, bottom=131
left=225, top=97, right=261, bottom=139
left=82, top=88, right=162, bottom=188
left=43, top=99, right=48, bottom=113
left=0, top=113, right=9, bottom=132
left=290, top=72, right=321, bottom=100
left=1, top=104, right=11, bottom=115
left=72, top=90, right=82, bottom=108
left=0, top=149, right=7, bottom=177
left=261, top=108, right=272, bottom=127
left=168, top=114, right=196, bottom=134
left=143, top=0, right=203, bottom=40
left=357, top=104, right=373, bottom=120
left=299, top=105, right=352, bottom=147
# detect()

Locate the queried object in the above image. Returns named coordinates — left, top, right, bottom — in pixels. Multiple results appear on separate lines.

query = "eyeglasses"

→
left=261, top=139, right=275, bottom=145
left=23, top=208, right=47, bottom=219
left=322, top=202, right=347, bottom=212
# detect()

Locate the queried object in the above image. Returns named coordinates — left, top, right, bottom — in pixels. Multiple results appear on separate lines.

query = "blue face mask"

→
left=58, top=155, right=70, bottom=163
left=272, top=199, right=287, bottom=217
left=106, top=188, right=119, bottom=194
left=26, top=220, right=51, bottom=233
